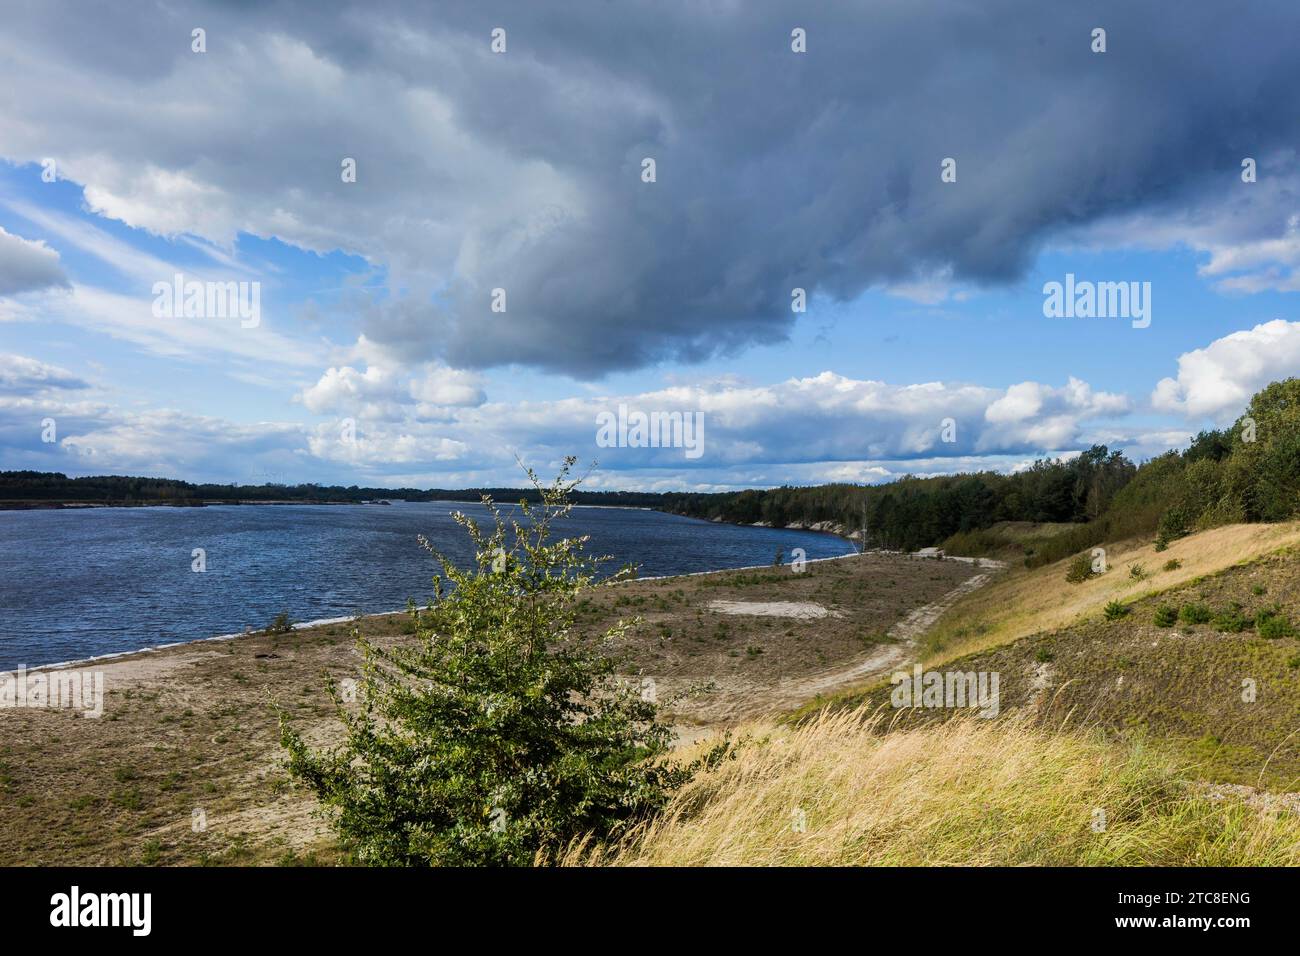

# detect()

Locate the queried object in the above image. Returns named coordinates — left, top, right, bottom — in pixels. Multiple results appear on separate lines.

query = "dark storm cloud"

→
left=2, top=1, right=1297, bottom=376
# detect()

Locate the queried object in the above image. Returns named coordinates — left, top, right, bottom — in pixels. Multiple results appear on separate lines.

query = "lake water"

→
left=0, top=502, right=854, bottom=669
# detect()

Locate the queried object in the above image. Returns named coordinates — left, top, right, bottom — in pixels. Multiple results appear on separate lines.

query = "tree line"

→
left=661, top=378, right=1300, bottom=562
left=0, top=472, right=670, bottom=509
left=658, top=444, right=1137, bottom=553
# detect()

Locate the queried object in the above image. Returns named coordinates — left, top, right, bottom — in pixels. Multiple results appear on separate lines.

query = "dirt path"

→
left=664, top=560, right=1006, bottom=731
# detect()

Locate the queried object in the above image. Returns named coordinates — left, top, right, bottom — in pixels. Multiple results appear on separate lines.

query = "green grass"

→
left=1103, top=600, right=1130, bottom=621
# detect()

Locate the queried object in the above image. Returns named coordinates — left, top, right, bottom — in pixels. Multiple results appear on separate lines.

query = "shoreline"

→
left=15, top=534, right=869, bottom=675
left=17, top=613, right=398, bottom=675
left=661, top=509, right=862, bottom=546
left=18, top=547, right=998, bottom=677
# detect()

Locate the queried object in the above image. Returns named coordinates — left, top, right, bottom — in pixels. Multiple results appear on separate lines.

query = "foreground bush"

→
left=280, top=460, right=696, bottom=866
left=1065, top=553, right=1095, bottom=583
left=563, top=709, right=1300, bottom=866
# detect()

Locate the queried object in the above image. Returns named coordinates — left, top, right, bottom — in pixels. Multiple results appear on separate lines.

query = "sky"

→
left=2, top=1, right=1300, bottom=492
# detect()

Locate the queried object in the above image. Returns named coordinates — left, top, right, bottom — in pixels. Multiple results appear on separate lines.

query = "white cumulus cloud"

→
left=1151, top=319, right=1300, bottom=421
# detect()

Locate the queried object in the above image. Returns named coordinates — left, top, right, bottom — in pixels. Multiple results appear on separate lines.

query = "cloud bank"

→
left=3, top=2, right=1300, bottom=376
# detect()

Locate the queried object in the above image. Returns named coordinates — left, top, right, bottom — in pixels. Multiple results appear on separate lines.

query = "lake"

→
left=0, top=502, right=854, bottom=669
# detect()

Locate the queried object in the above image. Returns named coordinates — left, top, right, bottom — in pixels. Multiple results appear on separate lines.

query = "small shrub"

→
left=264, top=611, right=294, bottom=635
left=1163, top=559, right=1182, bottom=572
left=139, top=839, right=163, bottom=866
left=1034, top=647, right=1054, bottom=663
left=1065, top=554, right=1095, bottom=584
left=1153, top=604, right=1178, bottom=627
left=1256, top=608, right=1294, bottom=640
left=1103, top=600, right=1129, bottom=621
left=280, top=460, right=706, bottom=867
left=1179, top=603, right=1211, bottom=625
left=1155, top=507, right=1191, bottom=551
left=1128, top=564, right=1146, bottom=580
left=1211, top=603, right=1250, bottom=633
left=111, top=788, right=144, bottom=811
left=1252, top=584, right=1267, bottom=596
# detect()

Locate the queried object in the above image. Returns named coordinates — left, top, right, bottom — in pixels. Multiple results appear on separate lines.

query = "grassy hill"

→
left=921, top=521, right=1300, bottom=665
left=565, top=709, right=1300, bottom=866
left=797, top=522, right=1300, bottom=789
left=576, top=523, right=1300, bottom=865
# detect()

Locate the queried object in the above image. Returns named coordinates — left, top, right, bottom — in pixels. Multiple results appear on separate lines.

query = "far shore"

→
left=0, top=499, right=363, bottom=510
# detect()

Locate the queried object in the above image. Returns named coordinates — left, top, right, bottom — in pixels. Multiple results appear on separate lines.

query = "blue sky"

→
left=2, top=2, right=1299, bottom=491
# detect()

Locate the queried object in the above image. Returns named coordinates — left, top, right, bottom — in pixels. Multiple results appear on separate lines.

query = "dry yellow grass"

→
left=564, top=707, right=1300, bottom=866
left=924, top=521, right=1300, bottom=667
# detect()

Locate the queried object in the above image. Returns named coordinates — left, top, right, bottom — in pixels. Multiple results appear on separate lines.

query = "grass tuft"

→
left=562, top=709, right=1300, bottom=867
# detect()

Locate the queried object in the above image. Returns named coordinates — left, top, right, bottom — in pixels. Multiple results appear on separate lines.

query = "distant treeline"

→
left=664, top=378, right=1300, bottom=566
left=0, top=472, right=668, bottom=510
left=1005, top=378, right=1300, bottom=566
left=658, top=444, right=1136, bottom=554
